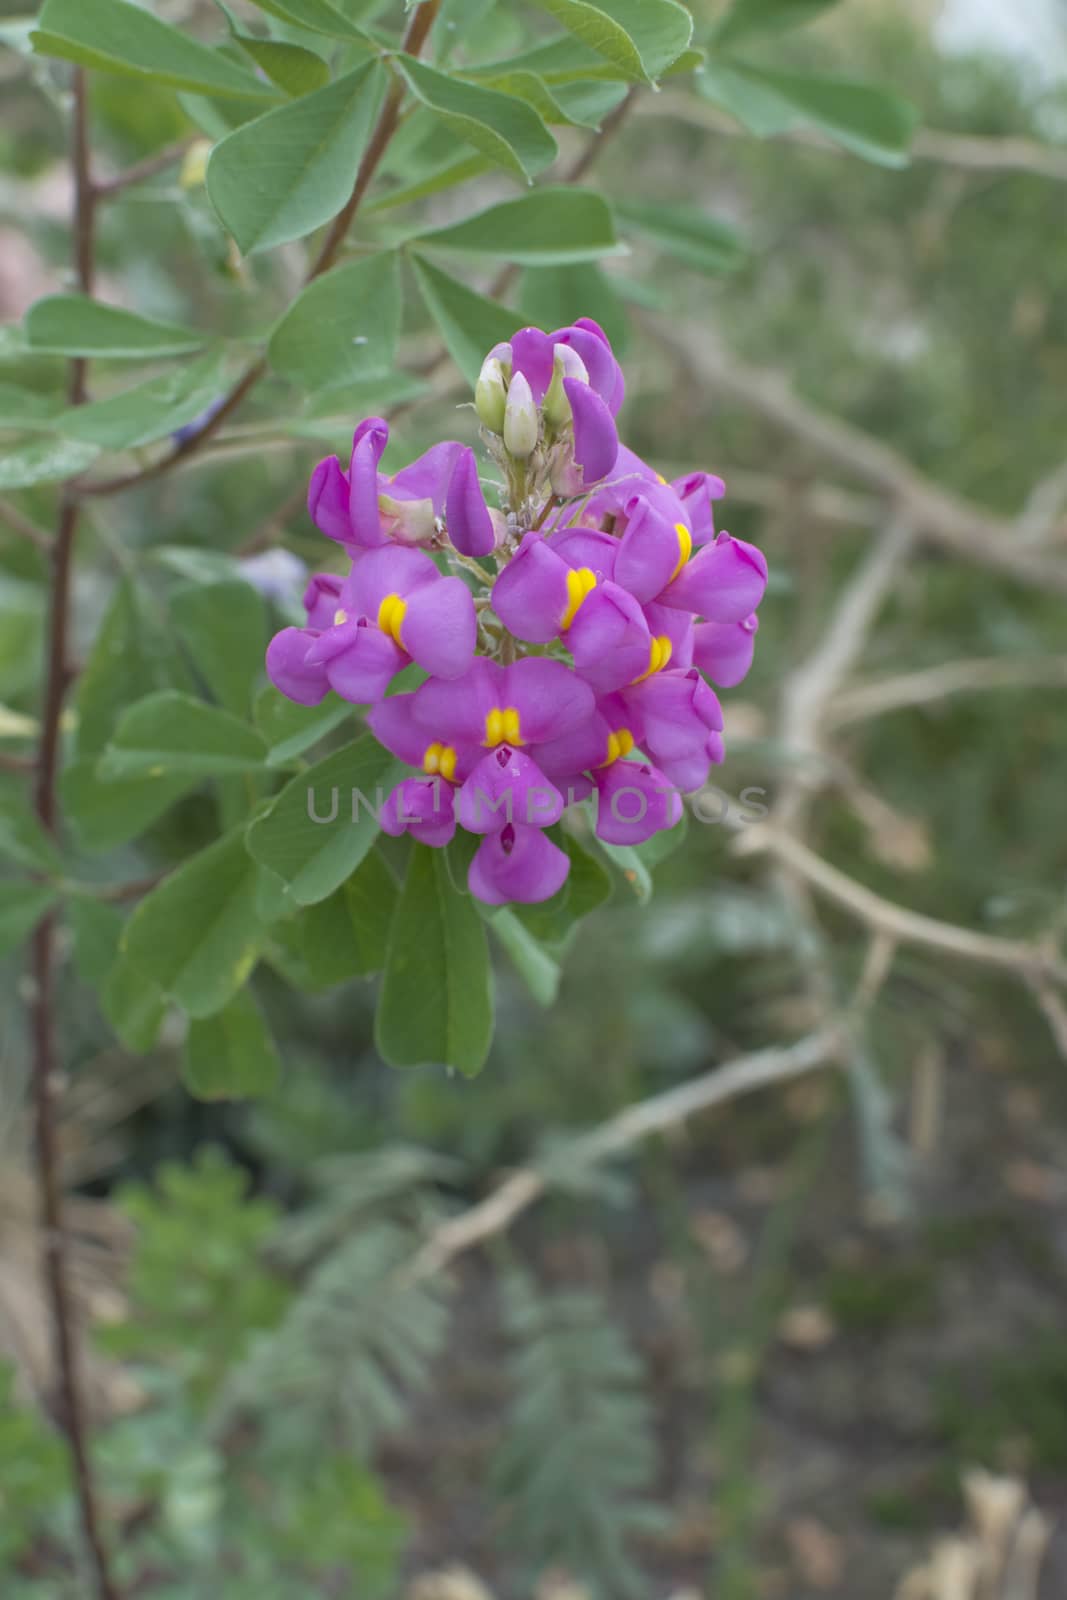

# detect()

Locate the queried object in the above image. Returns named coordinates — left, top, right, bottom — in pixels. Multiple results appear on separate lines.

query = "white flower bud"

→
left=503, top=370, right=538, bottom=460
left=475, top=356, right=507, bottom=434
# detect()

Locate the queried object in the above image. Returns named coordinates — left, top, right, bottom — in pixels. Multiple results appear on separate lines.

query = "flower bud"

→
left=503, top=370, right=538, bottom=460
left=543, top=345, right=588, bottom=431
left=475, top=356, right=507, bottom=434
left=378, top=493, right=435, bottom=545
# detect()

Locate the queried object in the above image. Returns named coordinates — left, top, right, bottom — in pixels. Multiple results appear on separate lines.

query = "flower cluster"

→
left=266, top=318, right=767, bottom=906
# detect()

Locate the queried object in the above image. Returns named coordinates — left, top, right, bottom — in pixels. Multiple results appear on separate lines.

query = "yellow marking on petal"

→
left=376, top=592, right=407, bottom=647
left=333, top=607, right=348, bottom=626
left=630, top=635, right=673, bottom=685
left=670, top=522, right=692, bottom=583
left=597, top=727, right=635, bottom=768
left=484, top=706, right=523, bottom=747
left=560, top=566, right=597, bottom=630
left=422, top=742, right=457, bottom=782
left=655, top=473, right=666, bottom=485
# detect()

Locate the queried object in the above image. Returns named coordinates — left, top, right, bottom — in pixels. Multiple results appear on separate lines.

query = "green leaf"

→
left=0, top=437, right=99, bottom=490
left=32, top=0, right=276, bottom=100
left=253, top=686, right=352, bottom=767
left=700, top=60, right=917, bottom=166
left=293, top=846, right=398, bottom=985
left=367, top=153, right=493, bottom=214
left=68, top=896, right=124, bottom=988
left=410, top=254, right=519, bottom=387
left=613, top=198, right=746, bottom=275
left=515, top=830, right=611, bottom=943
left=74, top=578, right=182, bottom=757
left=98, top=691, right=268, bottom=781
left=486, top=907, right=560, bottom=1007
left=714, top=0, right=838, bottom=48
left=268, top=251, right=401, bottom=391
left=396, top=56, right=557, bottom=182
left=171, top=580, right=266, bottom=717
left=415, top=187, right=623, bottom=265
left=245, top=733, right=403, bottom=905
left=183, top=989, right=281, bottom=1099
left=122, top=830, right=264, bottom=1018
left=376, top=844, right=493, bottom=1076
left=533, top=0, right=693, bottom=84
left=0, top=786, right=62, bottom=875
left=519, top=261, right=628, bottom=352
left=596, top=837, right=652, bottom=902
left=241, top=0, right=373, bottom=41
left=61, top=759, right=195, bottom=852
left=207, top=62, right=384, bottom=256
left=0, top=882, right=56, bottom=957
left=102, top=952, right=168, bottom=1052
left=231, top=34, right=330, bottom=98
left=54, top=349, right=228, bottom=451
left=470, top=69, right=582, bottom=128
left=25, top=296, right=208, bottom=360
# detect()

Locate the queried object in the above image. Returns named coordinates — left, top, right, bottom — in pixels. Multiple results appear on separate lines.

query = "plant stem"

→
left=80, top=0, right=442, bottom=501
left=30, top=68, right=120, bottom=1600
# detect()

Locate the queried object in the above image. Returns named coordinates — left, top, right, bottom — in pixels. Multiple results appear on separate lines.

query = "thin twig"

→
left=638, top=93, right=1067, bottom=183
left=734, top=825, right=1067, bottom=988
left=827, top=655, right=1067, bottom=728
left=653, top=319, right=1067, bottom=595
left=0, top=498, right=52, bottom=553
left=92, top=136, right=195, bottom=198
left=30, top=70, right=120, bottom=1600
left=406, top=1028, right=841, bottom=1283
left=77, top=2, right=442, bottom=502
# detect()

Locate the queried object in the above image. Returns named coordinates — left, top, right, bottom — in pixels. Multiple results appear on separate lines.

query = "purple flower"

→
left=381, top=776, right=457, bottom=848
left=341, top=545, right=476, bottom=681
left=265, top=311, right=767, bottom=908
left=693, top=614, right=759, bottom=686
left=309, top=419, right=465, bottom=550
left=658, top=531, right=768, bottom=622
left=593, top=758, right=682, bottom=846
left=469, top=822, right=570, bottom=905
left=446, top=447, right=498, bottom=557
left=411, top=657, right=594, bottom=753
left=457, top=745, right=564, bottom=834
left=672, top=470, right=726, bottom=546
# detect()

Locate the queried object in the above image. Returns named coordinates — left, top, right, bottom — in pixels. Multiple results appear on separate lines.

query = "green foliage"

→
left=245, top=733, right=402, bottom=904
left=376, top=842, right=494, bottom=1075
left=222, top=1219, right=450, bottom=1453
left=534, top=0, right=694, bottom=84
left=25, top=296, right=208, bottom=359
left=184, top=989, right=282, bottom=1100
left=267, top=250, right=401, bottom=389
left=207, top=63, right=384, bottom=255
left=122, top=830, right=264, bottom=1018
left=416, top=185, right=623, bottom=263
left=0, top=1367, right=69, bottom=1565
left=397, top=55, right=558, bottom=181
left=492, top=1274, right=662, bottom=1596
left=99, top=1149, right=290, bottom=1403
left=32, top=0, right=275, bottom=99
left=98, top=691, right=268, bottom=780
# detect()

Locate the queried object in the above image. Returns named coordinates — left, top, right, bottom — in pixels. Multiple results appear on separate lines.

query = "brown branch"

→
left=92, top=136, right=195, bottom=198
left=406, top=1028, right=841, bottom=1283
left=653, top=319, right=1067, bottom=595
left=77, top=1, right=442, bottom=502
left=30, top=71, right=120, bottom=1600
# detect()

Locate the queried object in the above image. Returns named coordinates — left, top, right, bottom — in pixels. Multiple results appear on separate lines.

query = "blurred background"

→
left=2, top=1, right=1066, bottom=1596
